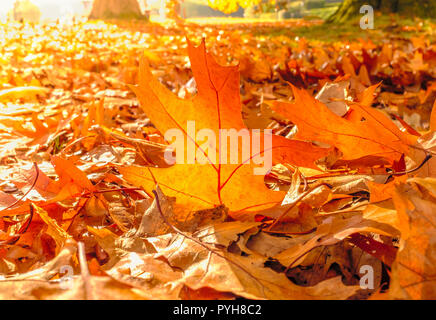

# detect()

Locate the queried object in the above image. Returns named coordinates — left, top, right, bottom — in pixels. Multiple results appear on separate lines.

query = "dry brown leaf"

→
left=390, top=179, right=436, bottom=299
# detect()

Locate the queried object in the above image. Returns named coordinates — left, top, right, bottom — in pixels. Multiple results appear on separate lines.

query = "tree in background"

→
left=12, top=0, right=41, bottom=23
left=89, top=0, right=147, bottom=20
left=208, top=0, right=263, bottom=14
left=165, top=0, right=183, bottom=20
left=208, top=0, right=311, bottom=15
left=327, top=0, right=436, bottom=23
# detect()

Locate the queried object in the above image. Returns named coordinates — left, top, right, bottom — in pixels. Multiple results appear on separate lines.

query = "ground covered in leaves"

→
left=0, top=17, right=435, bottom=300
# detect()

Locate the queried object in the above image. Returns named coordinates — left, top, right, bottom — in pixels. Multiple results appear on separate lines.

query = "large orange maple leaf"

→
left=119, top=40, right=330, bottom=215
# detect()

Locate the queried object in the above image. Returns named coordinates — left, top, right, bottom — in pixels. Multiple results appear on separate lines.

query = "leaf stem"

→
left=152, top=188, right=267, bottom=297
left=0, top=162, right=40, bottom=213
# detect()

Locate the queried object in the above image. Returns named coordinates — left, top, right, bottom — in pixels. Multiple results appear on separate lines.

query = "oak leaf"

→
left=390, top=179, right=436, bottom=299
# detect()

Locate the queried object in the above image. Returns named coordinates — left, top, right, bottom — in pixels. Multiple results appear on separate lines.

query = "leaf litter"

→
left=0, top=18, right=435, bottom=300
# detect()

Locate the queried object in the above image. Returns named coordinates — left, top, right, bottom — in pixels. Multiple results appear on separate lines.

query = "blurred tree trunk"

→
left=89, top=0, right=146, bottom=20
left=327, top=0, right=436, bottom=23
left=165, top=0, right=182, bottom=21
left=13, top=0, right=41, bottom=23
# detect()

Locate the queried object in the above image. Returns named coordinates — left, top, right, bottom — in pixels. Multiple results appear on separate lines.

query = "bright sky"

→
left=0, top=0, right=95, bottom=21
left=0, top=0, right=164, bottom=21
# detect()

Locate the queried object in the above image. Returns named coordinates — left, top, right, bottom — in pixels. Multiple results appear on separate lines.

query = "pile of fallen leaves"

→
left=0, top=18, right=435, bottom=300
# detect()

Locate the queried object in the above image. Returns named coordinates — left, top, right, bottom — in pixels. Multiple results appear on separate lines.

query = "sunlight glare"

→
left=0, top=0, right=90, bottom=22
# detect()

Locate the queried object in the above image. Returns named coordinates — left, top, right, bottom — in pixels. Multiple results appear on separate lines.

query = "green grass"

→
left=186, top=16, right=281, bottom=24
left=304, top=6, right=339, bottom=20
left=253, top=14, right=436, bottom=43
left=246, top=2, right=339, bottom=21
